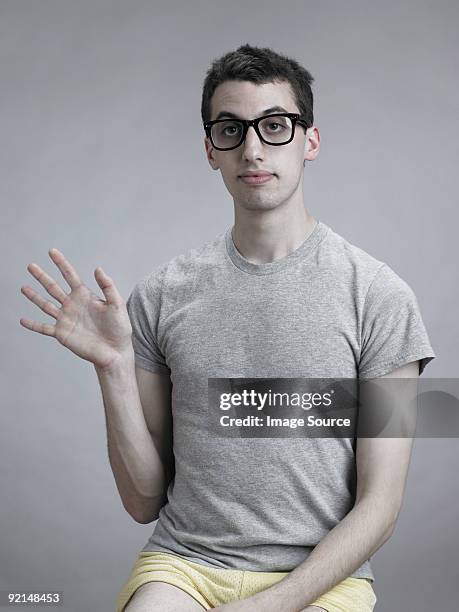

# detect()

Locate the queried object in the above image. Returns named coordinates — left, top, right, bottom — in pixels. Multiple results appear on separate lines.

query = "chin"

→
left=236, top=194, right=282, bottom=212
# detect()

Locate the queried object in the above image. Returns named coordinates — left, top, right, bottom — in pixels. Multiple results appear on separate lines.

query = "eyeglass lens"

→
left=211, top=115, right=294, bottom=149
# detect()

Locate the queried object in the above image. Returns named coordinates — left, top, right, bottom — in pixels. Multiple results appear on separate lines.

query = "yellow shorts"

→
left=116, top=551, right=377, bottom=612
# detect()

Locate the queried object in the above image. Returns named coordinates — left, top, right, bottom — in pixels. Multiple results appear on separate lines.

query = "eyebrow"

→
left=215, top=105, right=289, bottom=120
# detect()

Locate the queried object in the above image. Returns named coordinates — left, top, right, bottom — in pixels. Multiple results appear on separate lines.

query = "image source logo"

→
left=208, top=378, right=358, bottom=439
left=207, top=378, right=459, bottom=439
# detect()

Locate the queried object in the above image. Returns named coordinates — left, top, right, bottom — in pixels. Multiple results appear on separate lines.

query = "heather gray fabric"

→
left=125, top=220, right=435, bottom=580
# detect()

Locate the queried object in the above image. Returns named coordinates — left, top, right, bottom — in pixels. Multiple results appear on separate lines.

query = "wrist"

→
left=94, top=347, right=136, bottom=378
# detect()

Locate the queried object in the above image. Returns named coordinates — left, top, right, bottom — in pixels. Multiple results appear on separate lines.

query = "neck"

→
left=231, top=194, right=317, bottom=265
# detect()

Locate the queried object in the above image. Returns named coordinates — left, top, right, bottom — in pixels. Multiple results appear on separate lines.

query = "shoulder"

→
left=320, top=223, right=415, bottom=301
left=321, top=224, right=383, bottom=277
left=164, top=231, right=226, bottom=278
left=366, top=262, right=417, bottom=301
left=131, top=230, right=226, bottom=297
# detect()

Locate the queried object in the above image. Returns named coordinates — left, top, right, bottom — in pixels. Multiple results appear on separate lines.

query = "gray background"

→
left=2, top=1, right=458, bottom=610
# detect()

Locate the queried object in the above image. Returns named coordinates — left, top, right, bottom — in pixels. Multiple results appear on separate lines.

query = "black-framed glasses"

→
left=203, top=113, right=310, bottom=151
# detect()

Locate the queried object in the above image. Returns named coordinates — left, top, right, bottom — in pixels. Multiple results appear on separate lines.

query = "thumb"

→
left=94, top=267, right=122, bottom=305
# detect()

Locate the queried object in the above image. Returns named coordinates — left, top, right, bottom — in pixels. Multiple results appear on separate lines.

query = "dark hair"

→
left=201, top=44, right=314, bottom=127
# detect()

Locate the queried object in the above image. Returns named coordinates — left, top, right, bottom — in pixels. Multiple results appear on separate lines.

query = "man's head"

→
left=201, top=44, right=320, bottom=213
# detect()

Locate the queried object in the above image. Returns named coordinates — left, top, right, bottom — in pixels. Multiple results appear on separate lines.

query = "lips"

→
left=240, top=171, right=273, bottom=177
left=240, top=172, right=274, bottom=185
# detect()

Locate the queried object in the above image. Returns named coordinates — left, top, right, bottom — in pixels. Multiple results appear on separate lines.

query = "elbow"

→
left=380, top=508, right=400, bottom=544
left=384, top=516, right=398, bottom=540
left=129, top=505, right=160, bottom=524
left=128, top=495, right=165, bottom=524
left=357, top=494, right=400, bottom=543
left=388, top=500, right=403, bottom=530
left=132, top=512, right=158, bottom=524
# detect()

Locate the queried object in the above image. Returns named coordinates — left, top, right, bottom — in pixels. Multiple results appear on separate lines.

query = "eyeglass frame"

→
left=203, top=112, right=311, bottom=151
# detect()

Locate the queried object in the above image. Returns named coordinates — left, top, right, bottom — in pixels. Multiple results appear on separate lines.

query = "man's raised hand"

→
left=20, top=248, right=133, bottom=370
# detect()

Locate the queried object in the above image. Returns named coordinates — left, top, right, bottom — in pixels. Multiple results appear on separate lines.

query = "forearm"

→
left=253, top=495, right=396, bottom=612
left=95, top=350, right=167, bottom=522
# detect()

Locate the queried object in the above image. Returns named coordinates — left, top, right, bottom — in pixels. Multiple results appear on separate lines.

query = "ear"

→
left=304, top=126, right=321, bottom=163
left=204, top=136, right=220, bottom=170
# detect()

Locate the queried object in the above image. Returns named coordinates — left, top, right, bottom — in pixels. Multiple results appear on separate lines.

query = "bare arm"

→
left=95, top=357, right=173, bottom=524
left=20, top=248, right=172, bottom=524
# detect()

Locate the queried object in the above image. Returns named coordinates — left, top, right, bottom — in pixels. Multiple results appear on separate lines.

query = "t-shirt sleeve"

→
left=125, top=268, right=171, bottom=375
left=359, top=264, right=436, bottom=378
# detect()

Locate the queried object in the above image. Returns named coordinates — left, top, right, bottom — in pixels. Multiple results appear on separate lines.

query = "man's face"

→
left=204, top=79, right=319, bottom=212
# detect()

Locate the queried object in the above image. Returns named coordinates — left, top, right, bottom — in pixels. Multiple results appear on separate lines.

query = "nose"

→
left=241, top=125, right=265, bottom=161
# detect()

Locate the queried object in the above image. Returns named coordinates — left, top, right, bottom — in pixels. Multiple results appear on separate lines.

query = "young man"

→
left=20, top=45, right=435, bottom=611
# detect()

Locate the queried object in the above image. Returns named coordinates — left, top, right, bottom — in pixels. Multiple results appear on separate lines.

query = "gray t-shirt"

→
left=126, top=220, right=435, bottom=580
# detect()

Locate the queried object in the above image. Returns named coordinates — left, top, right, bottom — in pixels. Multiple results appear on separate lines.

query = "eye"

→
left=267, top=122, right=286, bottom=132
left=260, top=116, right=290, bottom=134
left=223, top=125, right=239, bottom=136
left=215, top=121, right=243, bottom=138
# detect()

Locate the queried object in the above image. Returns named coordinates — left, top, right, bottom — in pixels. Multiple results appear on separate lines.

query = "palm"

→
left=20, top=248, right=133, bottom=370
left=54, top=284, right=131, bottom=364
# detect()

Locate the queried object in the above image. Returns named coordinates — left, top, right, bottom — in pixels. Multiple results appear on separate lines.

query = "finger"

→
left=94, top=267, right=122, bottom=305
left=27, top=262, right=68, bottom=304
left=21, top=285, right=60, bottom=320
left=19, top=317, right=56, bottom=337
left=48, top=248, right=82, bottom=291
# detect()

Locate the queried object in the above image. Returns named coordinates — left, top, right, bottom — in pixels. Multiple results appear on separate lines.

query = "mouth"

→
left=239, top=172, right=275, bottom=185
